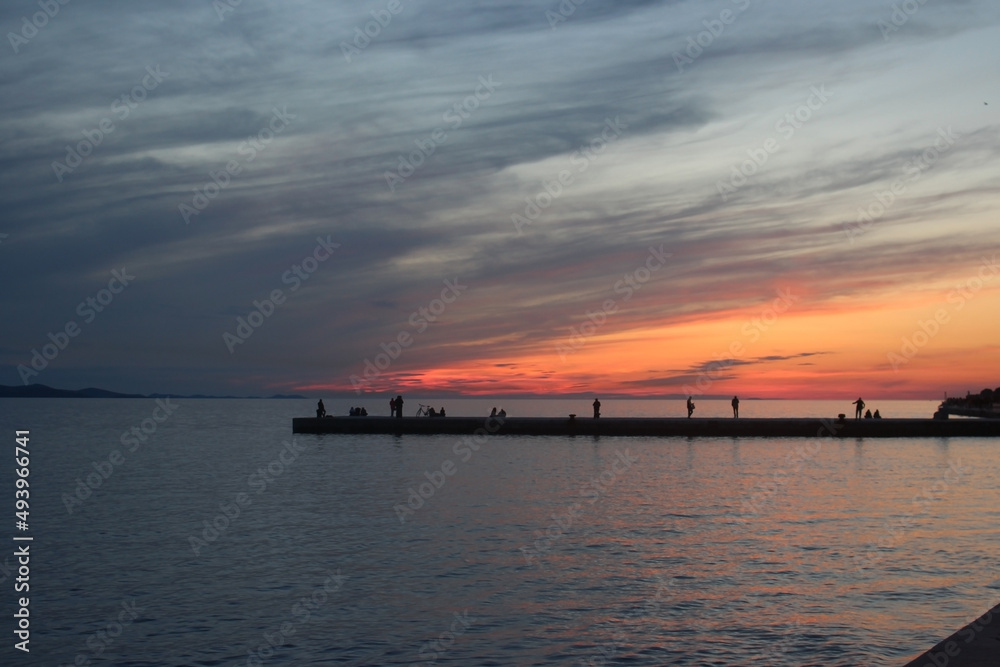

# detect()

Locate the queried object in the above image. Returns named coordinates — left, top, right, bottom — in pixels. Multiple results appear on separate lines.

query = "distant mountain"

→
left=0, top=384, right=145, bottom=398
left=0, top=384, right=307, bottom=399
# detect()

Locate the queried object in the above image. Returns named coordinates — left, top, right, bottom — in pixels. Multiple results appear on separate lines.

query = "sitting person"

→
left=864, top=409, right=872, bottom=419
left=360, top=407, right=368, bottom=416
left=490, top=407, right=497, bottom=417
left=873, top=409, right=881, bottom=419
left=439, top=407, right=446, bottom=417
left=427, top=407, right=437, bottom=417
left=497, top=408, right=507, bottom=418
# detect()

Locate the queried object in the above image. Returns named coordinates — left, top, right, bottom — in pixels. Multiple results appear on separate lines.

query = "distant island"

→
left=0, top=384, right=306, bottom=399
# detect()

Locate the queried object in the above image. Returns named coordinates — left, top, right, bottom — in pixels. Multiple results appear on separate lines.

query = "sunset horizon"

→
left=4, top=2, right=999, bottom=663
left=3, top=3, right=998, bottom=401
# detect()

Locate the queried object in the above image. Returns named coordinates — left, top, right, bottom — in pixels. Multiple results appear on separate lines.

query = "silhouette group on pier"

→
left=308, top=394, right=906, bottom=422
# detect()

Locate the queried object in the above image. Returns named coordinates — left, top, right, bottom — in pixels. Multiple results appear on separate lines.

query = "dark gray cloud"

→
left=1, top=0, right=998, bottom=394
left=623, top=352, right=831, bottom=388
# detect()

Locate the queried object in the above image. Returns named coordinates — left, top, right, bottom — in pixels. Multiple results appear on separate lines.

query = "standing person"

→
left=731, top=396, right=739, bottom=418
left=593, top=398, right=601, bottom=419
left=395, top=395, right=404, bottom=418
left=317, top=399, right=326, bottom=418
left=686, top=396, right=695, bottom=418
left=853, top=397, right=865, bottom=420
left=389, top=397, right=395, bottom=417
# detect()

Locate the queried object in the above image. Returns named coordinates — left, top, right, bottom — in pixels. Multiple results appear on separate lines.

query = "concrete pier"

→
left=903, top=602, right=999, bottom=666
left=292, top=416, right=1000, bottom=437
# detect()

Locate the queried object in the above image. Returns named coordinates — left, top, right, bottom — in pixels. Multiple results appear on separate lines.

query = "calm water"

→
left=0, top=398, right=997, bottom=666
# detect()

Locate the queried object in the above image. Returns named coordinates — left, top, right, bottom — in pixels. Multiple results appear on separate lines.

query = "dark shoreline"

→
left=292, top=416, right=1000, bottom=437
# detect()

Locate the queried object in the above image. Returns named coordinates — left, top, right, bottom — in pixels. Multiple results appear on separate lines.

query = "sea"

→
left=1, top=397, right=998, bottom=666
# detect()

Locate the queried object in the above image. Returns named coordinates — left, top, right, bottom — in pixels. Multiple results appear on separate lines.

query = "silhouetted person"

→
left=490, top=407, right=497, bottom=417
left=853, top=397, right=865, bottom=420
left=873, top=409, right=881, bottom=419
left=395, top=395, right=404, bottom=418
left=317, top=399, right=326, bottom=418
left=498, top=408, right=507, bottom=418
left=593, top=398, right=601, bottom=418
left=732, top=396, right=739, bottom=418
left=428, top=407, right=437, bottom=417
left=864, top=409, right=872, bottom=419
left=439, top=407, right=446, bottom=417
left=687, top=397, right=695, bottom=418
left=361, top=407, right=368, bottom=416
left=389, top=397, right=395, bottom=417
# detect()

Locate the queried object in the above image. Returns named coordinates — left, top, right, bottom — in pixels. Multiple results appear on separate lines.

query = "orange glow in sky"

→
left=306, top=261, right=1000, bottom=399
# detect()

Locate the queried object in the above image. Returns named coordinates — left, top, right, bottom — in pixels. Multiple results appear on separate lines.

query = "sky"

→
left=1, top=0, right=998, bottom=399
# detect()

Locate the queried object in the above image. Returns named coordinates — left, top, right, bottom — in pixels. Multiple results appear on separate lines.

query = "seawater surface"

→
left=0, top=398, right=997, bottom=666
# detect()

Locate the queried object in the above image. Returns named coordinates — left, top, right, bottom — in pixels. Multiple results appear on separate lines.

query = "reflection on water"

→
left=0, top=399, right=996, bottom=666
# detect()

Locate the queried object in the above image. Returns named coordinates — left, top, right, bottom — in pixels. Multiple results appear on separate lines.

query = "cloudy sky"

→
left=1, top=0, right=998, bottom=398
